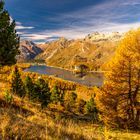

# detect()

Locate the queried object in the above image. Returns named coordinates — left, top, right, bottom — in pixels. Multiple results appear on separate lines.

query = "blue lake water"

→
left=24, top=65, right=104, bottom=87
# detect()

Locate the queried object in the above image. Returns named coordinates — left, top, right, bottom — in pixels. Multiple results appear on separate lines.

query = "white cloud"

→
left=37, top=22, right=140, bottom=39
left=21, top=34, right=50, bottom=40
left=16, top=22, right=22, bottom=25
left=36, top=0, right=140, bottom=40
left=17, top=31, right=25, bottom=35
left=15, top=21, right=34, bottom=30
left=16, top=25, right=34, bottom=30
left=122, top=0, right=140, bottom=6
left=19, top=0, right=140, bottom=42
left=20, top=21, right=140, bottom=43
left=48, top=0, right=140, bottom=38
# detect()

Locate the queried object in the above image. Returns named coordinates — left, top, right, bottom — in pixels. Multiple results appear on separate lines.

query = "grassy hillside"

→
left=0, top=92, right=140, bottom=140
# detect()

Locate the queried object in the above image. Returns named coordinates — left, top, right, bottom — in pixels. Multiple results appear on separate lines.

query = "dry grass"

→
left=0, top=89, right=102, bottom=140
left=0, top=86, right=140, bottom=140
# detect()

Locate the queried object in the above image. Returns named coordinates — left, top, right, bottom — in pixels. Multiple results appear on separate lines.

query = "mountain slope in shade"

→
left=36, top=32, right=122, bottom=70
left=17, top=40, right=43, bottom=62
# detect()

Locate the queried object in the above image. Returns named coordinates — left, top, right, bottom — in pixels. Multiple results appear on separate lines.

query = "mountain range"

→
left=18, top=32, right=123, bottom=70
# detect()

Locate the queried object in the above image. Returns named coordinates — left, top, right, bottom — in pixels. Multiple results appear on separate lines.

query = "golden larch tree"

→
left=96, top=29, right=140, bottom=129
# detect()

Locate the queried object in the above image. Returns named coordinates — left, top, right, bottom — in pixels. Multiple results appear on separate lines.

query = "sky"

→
left=5, top=0, right=140, bottom=43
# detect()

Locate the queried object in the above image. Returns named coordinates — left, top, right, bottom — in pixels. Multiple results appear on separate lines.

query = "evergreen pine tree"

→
left=85, top=97, right=98, bottom=120
left=76, top=99, right=86, bottom=114
left=10, top=66, right=25, bottom=97
left=24, top=75, right=34, bottom=100
left=51, top=86, right=60, bottom=104
left=64, top=92, right=77, bottom=112
left=35, top=78, right=51, bottom=108
left=0, top=0, right=19, bottom=66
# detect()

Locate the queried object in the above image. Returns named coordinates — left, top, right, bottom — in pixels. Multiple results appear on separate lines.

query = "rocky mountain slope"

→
left=85, top=32, right=123, bottom=42
left=17, top=40, right=43, bottom=62
left=36, top=32, right=122, bottom=70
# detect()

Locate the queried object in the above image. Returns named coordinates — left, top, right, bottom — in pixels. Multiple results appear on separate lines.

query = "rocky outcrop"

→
left=85, top=32, right=122, bottom=42
left=35, top=37, right=71, bottom=61
left=17, top=40, right=43, bottom=62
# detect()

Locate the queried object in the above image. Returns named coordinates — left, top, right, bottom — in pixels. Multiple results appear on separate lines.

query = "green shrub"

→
left=4, top=90, right=13, bottom=104
left=85, top=97, right=98, bottom=120
left=50, top=86, right=60, bottom=104
left=64, top=92, right=77, bottom=112
left=76, top=99, right=86, bottom=114
left=24, top=75, right=35, bottom=100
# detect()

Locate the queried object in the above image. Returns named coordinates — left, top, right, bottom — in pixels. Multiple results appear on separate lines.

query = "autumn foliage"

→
left=96, top=29, right=140, bottom=129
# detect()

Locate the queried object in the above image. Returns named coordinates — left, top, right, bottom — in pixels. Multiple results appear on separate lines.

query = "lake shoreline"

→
left=24, top=62, right=107, bottom=74
left=24, top=65, right=104, bottom=87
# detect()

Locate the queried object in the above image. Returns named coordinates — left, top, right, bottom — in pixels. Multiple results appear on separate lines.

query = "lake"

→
left=24, top=65, right=104, bottom=87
